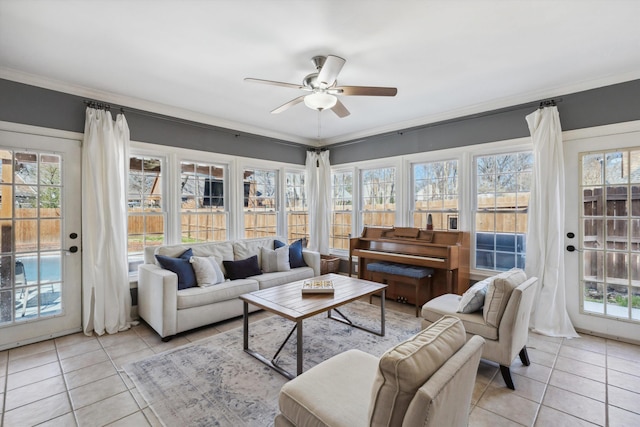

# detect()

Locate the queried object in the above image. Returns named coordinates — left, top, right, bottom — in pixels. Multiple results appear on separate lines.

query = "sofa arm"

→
left=302, top=249, right=321, bottom=276
left=137, top=264, right=179, bottom=338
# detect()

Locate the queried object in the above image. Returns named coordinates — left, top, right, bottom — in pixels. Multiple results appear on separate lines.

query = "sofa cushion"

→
left=457, top=276, right=492, bottom=314
left=483, top=268, right=527, bottom=327
left=223, top=255, right=262, bottom=280
left=176, top=279, right=259, bottom=309
left=155, top=248, right=196, bottom=290
left=369, top=315, right=466, bottom=427
left=422, top=294, right=498, bottom=340
left=233, top=238, right=274, bottom=267
left=153, top=242, right=234, bottom=276
left=260, top=245, right=290, bottom=273
left=253, top=267, right=315, bottom=290
left=190, top=256, right=225, bottom=287
left=275, top=239, right=307, bottom=268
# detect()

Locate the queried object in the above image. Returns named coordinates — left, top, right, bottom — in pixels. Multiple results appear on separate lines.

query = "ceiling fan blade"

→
left=271, top=95, right=305, bottom=114
left=331, top=99, right=350, bottom=118
left=334, top=86, right=398, bottom=96
left=244, top=78, right=307, bottom=91
left=317, top=55, right=346, bottom=87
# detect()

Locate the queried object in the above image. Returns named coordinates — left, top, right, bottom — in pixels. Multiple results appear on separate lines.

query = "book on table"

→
left=301, top=279, right=335, bottom=294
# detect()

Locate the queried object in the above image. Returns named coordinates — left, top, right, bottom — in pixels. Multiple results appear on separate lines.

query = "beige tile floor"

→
left=1, top=300, right=639, bottom=426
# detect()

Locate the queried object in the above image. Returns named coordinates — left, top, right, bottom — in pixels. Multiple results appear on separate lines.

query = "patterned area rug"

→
left=123, top=301, right=422, bottom=427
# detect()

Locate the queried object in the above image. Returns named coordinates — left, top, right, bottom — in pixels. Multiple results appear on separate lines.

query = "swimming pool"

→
left=15, top=254, right=62, bottom=284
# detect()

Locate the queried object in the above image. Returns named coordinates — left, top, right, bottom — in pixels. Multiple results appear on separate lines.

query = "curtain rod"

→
left=328, top=97, right=564, bottom=149
left=84, top=100, right=125, bottom=113
left=82, top=99, right=306, bottom=149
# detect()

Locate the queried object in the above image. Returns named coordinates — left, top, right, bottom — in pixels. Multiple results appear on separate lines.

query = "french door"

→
left=0, top=129, right=82, bottom=350
left=564, top=124, right=640, bottom=342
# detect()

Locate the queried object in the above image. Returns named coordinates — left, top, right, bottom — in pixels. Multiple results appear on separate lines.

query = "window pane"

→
left=180, top=161, right=227, bottom=243
left=244, top=168, right=278, bottom=238
left=128, top=155, right=165, bottom=275
left=474, top=152, right=531, bottom=271
left=361, top=167, right=395, bottom=228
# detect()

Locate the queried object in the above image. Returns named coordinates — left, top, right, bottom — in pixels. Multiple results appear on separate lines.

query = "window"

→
left=474, top=152, right=532, bottom=271
left=331, top=171, right=353, bottom=250
left=412, top=160, right=458, bottom=230
left=127, top=155, right=165, bottom=275
left=180, top=161, right=227, bottom=243
left=285, top=171, right=308, bottom=243
left=244, top=168, right=278, bottom=237
left=580, top=148, right=640, bottom=321
left=361, top=167, right=396, bottom=229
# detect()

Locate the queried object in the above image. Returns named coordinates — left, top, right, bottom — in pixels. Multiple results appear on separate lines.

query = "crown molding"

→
left=0, top=67, right=312, bottom=146
left=320, top=69, right=640, bottom=146
left=3, top=67, right=640, bottom=147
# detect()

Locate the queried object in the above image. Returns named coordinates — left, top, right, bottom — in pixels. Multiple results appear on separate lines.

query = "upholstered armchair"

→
left=274, top=316, right=484, bottom=427
left=422, top=270, right=538, bottom=390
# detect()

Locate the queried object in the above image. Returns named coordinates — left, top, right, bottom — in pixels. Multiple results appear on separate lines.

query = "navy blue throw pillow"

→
left=275, top=239, right=307, bottom=268
left=223, top=255, right=262, bottom=280
left=155, top=248, right=196, bottom=290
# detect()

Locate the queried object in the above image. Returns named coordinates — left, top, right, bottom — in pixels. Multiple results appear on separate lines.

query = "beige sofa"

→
left=138, top=237, right=320, bottom=340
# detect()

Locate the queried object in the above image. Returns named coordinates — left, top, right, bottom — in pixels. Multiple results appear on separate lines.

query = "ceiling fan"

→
left=244, top=55, right=397, bottom=118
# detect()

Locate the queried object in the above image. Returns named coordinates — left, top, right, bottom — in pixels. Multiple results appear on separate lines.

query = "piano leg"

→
left=446, top=270, right=454, bottom=294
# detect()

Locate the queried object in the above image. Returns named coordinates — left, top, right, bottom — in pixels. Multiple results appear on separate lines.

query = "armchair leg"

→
left=500, top=365, right=515, bottom=390
left=519, top=346, right=531, bottom=366
left=161, top=335, right=174, bottom=342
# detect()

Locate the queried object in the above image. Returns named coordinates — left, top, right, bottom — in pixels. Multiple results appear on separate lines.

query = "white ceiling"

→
left=2, top=1, right=640, bottom=146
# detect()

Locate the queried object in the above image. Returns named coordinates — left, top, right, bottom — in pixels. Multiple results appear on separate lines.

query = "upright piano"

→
left=349, top=227, right=470, bottom=303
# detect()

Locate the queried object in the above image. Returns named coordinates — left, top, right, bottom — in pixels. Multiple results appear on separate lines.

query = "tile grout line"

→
left=604, top=339, right=609, bottom=427
left=54, top=337, right=80, bottom=427
left=534, top=337, right=565, bottom=426
left=1, top=351, right=7, bottom=427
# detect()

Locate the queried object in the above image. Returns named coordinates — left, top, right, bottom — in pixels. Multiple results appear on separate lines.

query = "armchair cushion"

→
left=457, top=276, right=491, bottom=313
left=369, top=315, right=466, bottom=427
left=483, top=268, right=527, bottom=327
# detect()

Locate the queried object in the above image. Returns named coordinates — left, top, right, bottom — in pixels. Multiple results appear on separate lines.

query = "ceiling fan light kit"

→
left=304, top=92, right=337, bottom=110
left=245, top=54, right=397, bottom=118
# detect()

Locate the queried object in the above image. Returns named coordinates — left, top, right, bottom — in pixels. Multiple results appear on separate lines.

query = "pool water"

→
left=16, top=255, right=62, bottom=284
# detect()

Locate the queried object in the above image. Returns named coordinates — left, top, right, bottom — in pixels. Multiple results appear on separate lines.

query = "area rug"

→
left=123, top=301, right=422, bottom=427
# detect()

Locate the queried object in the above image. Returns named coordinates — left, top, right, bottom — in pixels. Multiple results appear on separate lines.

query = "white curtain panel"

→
left=305, top=150, right=331, bottom=254
left=82, top=108, right=132, bottom=335
left=525, top=106, right=578, bottom=338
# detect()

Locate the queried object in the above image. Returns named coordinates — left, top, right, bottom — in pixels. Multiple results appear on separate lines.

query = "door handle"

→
left=566, top=245, right=582, bottom=253
left=64, top=246, right=79, bottom=254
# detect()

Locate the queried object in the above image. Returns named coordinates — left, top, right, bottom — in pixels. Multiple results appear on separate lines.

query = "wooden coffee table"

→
left=240, top=273, right=387, bottom=379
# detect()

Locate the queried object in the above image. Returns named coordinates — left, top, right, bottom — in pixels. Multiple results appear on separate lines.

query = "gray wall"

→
left=328, top=79, right=640, bottom=164
left=3, top=78, right=640, bottom=165
left=0, top=79, right=309, bottom=164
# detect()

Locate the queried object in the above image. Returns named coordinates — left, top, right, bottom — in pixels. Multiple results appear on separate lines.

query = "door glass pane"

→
left=583, top=250, right=604, bottom=281
left=0, top=185, right=12, bottom=218
left=582, top=153, right=604, bottom=185
left=583, top=282, right=605, bottom=314
left=582, top=187, right=603, bottom=216
left=605, top=152, right=628, bottom=184
left=606, top=219, right=628, bottom=250
left=583, top=219, right=604, bottom=248
left=606, top=186, right=627, bottom=216
left=40, top=219, right=61, bottom=250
